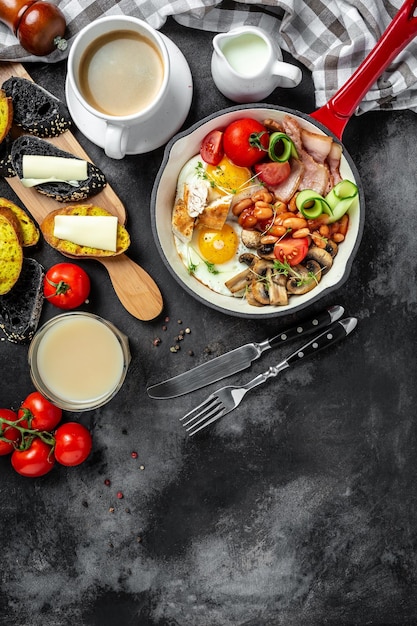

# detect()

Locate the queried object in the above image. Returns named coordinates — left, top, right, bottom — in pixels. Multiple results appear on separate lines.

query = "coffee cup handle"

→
left=104, top=123, right=128, bottom=160
left=272, top=61, right=302, bottom=89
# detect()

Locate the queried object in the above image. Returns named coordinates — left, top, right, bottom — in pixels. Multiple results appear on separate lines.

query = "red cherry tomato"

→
left=54, top=422, right=92, bottom=467
left=254, top=160, right=291, bottom=186
left=11, top=438, right=55, bottom=477
left=0, top=409, right=20, bottom=455
left=43, top=262, right=91, bottom=310
left=223, top=118, right=269, bottom=167
left=274, top=236, right=309, bottom=267
left=200, top=129, right=224, bottom=165
left=18, top=392, right=62, bottom=432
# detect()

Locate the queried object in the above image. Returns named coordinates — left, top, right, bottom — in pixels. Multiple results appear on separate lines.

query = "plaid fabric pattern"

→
left=0, top=0, right=416, bottom=113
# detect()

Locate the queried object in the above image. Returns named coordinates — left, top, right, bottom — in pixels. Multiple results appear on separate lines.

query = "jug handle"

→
left=272, top=60, right=302, bottom=88
left=311, top=0, right=417, bottom=140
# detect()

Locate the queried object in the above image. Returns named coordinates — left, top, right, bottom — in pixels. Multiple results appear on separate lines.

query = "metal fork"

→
left=180, top=317, right=357, bottom=436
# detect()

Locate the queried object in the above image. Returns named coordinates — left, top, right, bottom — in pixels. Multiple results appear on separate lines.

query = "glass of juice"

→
left=28, top=312, right=131, bottom=411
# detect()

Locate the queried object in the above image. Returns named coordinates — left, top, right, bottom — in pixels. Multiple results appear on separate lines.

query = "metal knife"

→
left=147, top=304, right=345, bottom=399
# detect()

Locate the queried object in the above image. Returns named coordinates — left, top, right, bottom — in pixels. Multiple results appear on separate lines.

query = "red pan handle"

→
left=311, top=0, right=417, bottom=139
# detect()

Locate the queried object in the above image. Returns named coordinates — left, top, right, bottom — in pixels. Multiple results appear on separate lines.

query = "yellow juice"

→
left=29, top=313, right=129, bottom=410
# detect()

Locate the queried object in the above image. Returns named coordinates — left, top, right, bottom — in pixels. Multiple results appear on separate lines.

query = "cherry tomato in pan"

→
left=200, top=129, right=224, bottom=165
left=43, top=262, right=91, bottom=310
left=223, top=118, right=269, bottom=167
left=54, top=422, right=92, bottom=467
left=254, top=160, right=291, bottom=186
left=11, top=438, right=55, bottom=478
left=0, top=409, right=20, bottom=455
left=274, top=236, right=309, bottom=267
left=18, top=392, right=62, bottom=432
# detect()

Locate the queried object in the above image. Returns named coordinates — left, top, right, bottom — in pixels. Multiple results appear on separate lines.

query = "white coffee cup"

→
left=67, top=16, right=170, bottom=159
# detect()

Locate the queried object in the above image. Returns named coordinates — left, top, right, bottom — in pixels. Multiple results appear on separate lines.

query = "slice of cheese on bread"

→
left=41, top=205, right=130, bottom=257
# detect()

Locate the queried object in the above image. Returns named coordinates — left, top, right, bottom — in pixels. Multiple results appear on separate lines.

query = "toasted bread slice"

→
left=0, top=213, right=23, bottom=295
left=41, top=205, right=130, bottom=257
left=0, top=198, right=39, bottom=247
left=0, top=89, right=13, bottom=144
left=0, top=258, right=44, bottom=343
left=2, top=76, right=71, bottom=138
left=11, top=135, right=107, bottom=202
left=0, top=205, right=23, bottom=244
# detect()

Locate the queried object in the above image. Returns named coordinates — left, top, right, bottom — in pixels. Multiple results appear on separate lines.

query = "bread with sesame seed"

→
left=2, top=76, right=71, bottom=138
left=11, top=135, right=107, bottom=202
left=0, top=257, right=44, bottom=343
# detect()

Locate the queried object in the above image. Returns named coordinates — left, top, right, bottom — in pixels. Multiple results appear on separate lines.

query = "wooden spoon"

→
left=0, top=62, right=163, bottom=321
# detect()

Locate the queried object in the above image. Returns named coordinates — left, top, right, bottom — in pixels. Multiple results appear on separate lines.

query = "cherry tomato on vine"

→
left=254, top=160, right=291, bottom=186
left=43, top=262, right=91, bottom=310
left=0, top=409, right=20, bottom=455
left=200, top=129, right=224, bottom=165
left=11, top=438, right=55, bottom=477
left=223, top=118, right=269, bottom=167
left=18, top=392, right=62, bottom=432
left=274, top=236, right=309, bottom=267
left=54, top=422, right=92, bottom=467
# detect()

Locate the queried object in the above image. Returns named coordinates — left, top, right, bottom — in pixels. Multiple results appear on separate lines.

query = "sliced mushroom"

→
left=251, top=259, right=274, bottom=305
left=241, top=229, right=262, bottom=249
left=225, top=268, right=252, bottom=294
left=239, top=252, right=257, bottom=266
left=269, top=270, right=288, bottom=306
left=325, top=240, right=338, bottom=258
left=305, top=246, right=333, bottom=273
left=257, top=243, right=276, bottom=260
left=245, top=287, right=264, bottom=307
left=286, top=263, right=320, bottom=295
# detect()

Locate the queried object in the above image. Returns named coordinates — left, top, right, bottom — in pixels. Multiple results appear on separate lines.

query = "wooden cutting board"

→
left=0, top=62, right=163, bottom=321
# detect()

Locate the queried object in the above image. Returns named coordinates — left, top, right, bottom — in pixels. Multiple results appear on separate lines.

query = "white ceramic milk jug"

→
left=211, top=26, right=302, bottom=103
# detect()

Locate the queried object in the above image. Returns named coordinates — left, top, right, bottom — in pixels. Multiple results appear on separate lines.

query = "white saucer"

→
left=65, top=34, right=193, bottom=155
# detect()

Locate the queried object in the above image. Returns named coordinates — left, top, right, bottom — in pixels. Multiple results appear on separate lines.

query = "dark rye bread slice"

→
left=0, top=133, right=16, bottom=177
left=0, top=257, right=44, bottom=343
left=2, top=76, right=71, bottom=138
left=11, top=135, right=107, bottom=202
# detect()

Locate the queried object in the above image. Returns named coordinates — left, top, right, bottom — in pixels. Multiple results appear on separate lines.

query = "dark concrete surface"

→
left=1, top=17, right=417, bottom=626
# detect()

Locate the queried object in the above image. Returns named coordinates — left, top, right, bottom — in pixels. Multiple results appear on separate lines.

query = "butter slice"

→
left=53, top=215, right=118, bottom=252
left=22, top=155, right=88, bottom=182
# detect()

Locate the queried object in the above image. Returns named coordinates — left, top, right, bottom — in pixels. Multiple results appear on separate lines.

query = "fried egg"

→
left=173, top=153, right=258, bottom=296
left=175, top=218, right=253, bottom=296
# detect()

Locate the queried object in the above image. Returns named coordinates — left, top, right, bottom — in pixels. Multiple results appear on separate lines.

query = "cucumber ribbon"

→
left=296, top=180, right=358, bottom=223
left=268, top=132, right=298, bottom=162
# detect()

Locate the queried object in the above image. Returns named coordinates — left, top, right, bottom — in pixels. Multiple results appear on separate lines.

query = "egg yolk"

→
left=205, top=156, right=252, bottom=195
left=197, top=223, right=239, bottom=264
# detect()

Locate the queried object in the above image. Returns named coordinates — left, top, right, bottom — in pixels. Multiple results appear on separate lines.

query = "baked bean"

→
left=311, top=231, right=327, bottom=248
left=252, top=190, right=274, bottom=203
left=339, top=214, right=349, bottom=236
left=308, top=214, right=330, bottom=230
left=292, top=227, right=311, bottom=239
left=238, top=208, right=257, bottom=228
left=254, top=205, right=274, bottom=220
left=273, top=201, right=287, bottom=214
left=319, top=224, right=330, bottom=237
left=282, top=217, right=308, bottom=231
left=232, top=197, right=253, bottom=216
left=275, top=211, right=295, bottom=225
left=288, top=193, right=298, bottom=213
left=333, top=233, right=345, bottom=243
left=268, top=223, right=287, bottom=237
left=260, top=234, right=279, bottom=245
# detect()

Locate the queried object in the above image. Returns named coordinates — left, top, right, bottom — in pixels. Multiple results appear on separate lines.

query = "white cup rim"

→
left=67, top=15, right=170, bottom=122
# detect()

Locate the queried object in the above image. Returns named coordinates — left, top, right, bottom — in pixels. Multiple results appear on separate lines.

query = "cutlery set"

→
left=147, top=305, right=358, bottom=436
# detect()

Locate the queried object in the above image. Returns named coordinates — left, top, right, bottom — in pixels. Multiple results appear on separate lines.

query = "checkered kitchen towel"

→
left=1, top=0, right=417, bottom=114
